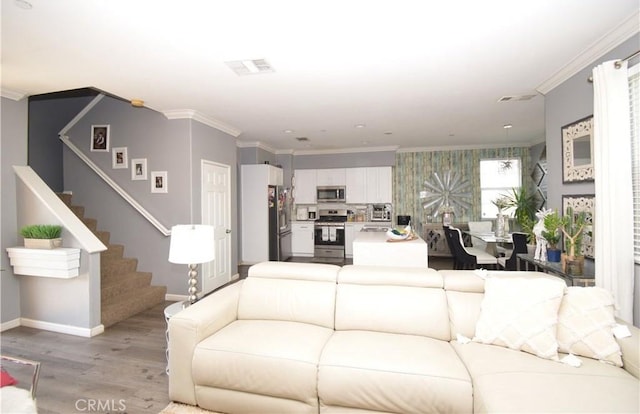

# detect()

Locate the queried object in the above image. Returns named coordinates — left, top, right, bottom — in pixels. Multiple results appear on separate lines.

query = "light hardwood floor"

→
left=1, top=301, right=173, bottom=414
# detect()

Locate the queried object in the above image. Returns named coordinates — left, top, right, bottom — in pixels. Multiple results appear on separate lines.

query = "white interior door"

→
left=201, top=160, right=231, bottom=294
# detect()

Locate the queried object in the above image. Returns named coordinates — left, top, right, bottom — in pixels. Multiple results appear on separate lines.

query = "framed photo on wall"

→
left=91, top=125, right=110, bottom=152
left=112, top=147, right=128, bottom=169
left=562, top=194, right=595, bottom=258
left=151, top=171, right=168, bottom=193
left=131, top=158, right=147, bottom=180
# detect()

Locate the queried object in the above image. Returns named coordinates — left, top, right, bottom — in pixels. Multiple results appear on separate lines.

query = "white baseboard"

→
left=0, top=318, right=21, bottom=332
left=20, top=318, right=104, bottom=337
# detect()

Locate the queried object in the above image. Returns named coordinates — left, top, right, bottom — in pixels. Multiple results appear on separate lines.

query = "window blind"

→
left=629, top=62, right=640, bottom=262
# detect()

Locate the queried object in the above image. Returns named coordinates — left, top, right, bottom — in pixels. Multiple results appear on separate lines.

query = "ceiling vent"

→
left=225, top=59, right=274, bottom=76
left=497, top=94, right=537, bottom=103
left=295, top=137, right=309, bottom=142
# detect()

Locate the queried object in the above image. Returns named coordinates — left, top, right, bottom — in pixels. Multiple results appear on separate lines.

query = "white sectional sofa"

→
left=168, top=262, right=639, bottom=413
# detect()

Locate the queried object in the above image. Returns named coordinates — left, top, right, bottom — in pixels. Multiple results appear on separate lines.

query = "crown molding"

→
left=1, top=88, right=28, bottom=101
left=236, top=140, right=278, bottom=154
left=292, top=145, right=399, bottom=156
left=536, top=10, right=639, bottom=95
left=397, top=142, right=531, bottom=153
left=162, top=109, right=242, bottom=137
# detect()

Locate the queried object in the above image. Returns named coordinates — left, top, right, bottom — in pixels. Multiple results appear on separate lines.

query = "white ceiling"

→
left=1, top=0, right=638, bottom=153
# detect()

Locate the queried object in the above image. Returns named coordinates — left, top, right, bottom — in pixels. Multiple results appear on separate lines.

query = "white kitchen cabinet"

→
left=291, top=222, right=314, bottom=256
left=345, top=168, right=367, bottom=204
left=294, top=169, right=317, bottom=204
left=366, top=166, right=393, bottom=203
left=345, top=223, right=365, bottom=258
left=316, top=168, right=346, bottom=186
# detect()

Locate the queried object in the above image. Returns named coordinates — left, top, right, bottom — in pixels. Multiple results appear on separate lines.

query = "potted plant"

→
left=506, top=187, right=536, bottom=232
left=560, top=207, right=587, bottom=275
left=541, top=210, right=562, bottom=262
left=20, top=224, right=63, bottom=249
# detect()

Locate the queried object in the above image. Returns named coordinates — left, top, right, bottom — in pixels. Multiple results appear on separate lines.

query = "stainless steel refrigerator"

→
left=268, top=185, right=292, bottom=261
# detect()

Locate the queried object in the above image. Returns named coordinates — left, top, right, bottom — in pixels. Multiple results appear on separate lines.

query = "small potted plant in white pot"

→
left=20, top=224, right=63, bottom=249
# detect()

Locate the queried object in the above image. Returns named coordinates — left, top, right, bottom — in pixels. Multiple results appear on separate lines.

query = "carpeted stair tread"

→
left=101, top=244, right=125, bottom=260
left=101, top=271, right=153, bottom=302
left=101, top=257, right=138, bottom=279
left=101, top=286, right=167, bottom=328
left=58, top=192, right=167, bottom=328
left=95, top=230, right=110, bottom=245
left=82, top=217, right=98, bottom=232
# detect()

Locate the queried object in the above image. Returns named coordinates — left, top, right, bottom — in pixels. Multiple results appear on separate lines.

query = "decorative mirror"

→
left=562, top=115, right=594, bottom=183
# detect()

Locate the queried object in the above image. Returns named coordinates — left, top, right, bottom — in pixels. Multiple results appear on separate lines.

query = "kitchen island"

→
left=352, top=230, right=429, bottom=268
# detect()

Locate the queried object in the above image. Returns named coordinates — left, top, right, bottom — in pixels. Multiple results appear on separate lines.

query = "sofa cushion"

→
left=238, top=262, right=340, bottom=328
left=335, top=265, right=450, bottom=340
left=192, top=319, right=333, bottom=408
left=318, top=330, right=472, bottom=413
left=452, top=341, right=639, bottom=413
left=473, top=275, right=566, bottom=360
left=557, top=286, right=622, bottom=366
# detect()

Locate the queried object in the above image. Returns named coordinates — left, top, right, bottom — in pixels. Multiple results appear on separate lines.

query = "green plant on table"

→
left=20, top=224, right=62, bottom=239
left=541, top=210, right=561, bottom=250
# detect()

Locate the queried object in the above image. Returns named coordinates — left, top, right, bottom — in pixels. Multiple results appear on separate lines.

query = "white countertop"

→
left=352, top=231, right=428, bottom=267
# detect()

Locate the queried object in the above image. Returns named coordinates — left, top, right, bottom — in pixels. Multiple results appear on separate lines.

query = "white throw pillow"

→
left=474, top=276, right=566, bottom=360
left=557, top=287, right=622, bottom=367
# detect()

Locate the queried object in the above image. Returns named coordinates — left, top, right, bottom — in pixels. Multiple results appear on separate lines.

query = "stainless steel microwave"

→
left=316, top=186, right=346, bottom=203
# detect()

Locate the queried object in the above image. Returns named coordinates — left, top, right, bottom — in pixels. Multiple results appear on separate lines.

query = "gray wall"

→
left=1, top=96, right=28, bottom=325
left=545, top=36, right=639, bottom=326
left=63, top=95, right=238, bottom=295
left=28, top=92, right=97, bottom=193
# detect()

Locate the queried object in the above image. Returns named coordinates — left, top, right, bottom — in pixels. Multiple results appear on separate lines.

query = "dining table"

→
left=464, top=231, right=513, bottom=257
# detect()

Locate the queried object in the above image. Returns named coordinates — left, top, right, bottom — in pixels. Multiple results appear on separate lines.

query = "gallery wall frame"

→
left=562, top=115, right=594, bottom=183
left=112, top=147, right=128, bottom=169
left=151, top=171, right=168, bottom=193
left=131, top=158, right=147, bottom=181
left=562, top=194, right=594, bottom=258
left=91, top=125, right=110, bottom=152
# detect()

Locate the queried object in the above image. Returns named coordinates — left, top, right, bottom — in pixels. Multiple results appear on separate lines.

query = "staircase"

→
left=58, top=193, right=167, bottom=328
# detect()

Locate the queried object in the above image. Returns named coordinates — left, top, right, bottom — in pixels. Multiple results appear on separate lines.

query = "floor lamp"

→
left=168, top=224, right=215, bottom=306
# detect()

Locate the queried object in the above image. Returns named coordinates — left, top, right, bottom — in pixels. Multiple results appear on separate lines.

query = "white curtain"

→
left=593, top=60, right=635, bottom=323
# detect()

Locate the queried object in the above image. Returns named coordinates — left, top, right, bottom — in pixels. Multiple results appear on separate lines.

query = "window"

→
left=480, top=158, right=521, bottom=218
left=629, top=62, right=640, bottom=262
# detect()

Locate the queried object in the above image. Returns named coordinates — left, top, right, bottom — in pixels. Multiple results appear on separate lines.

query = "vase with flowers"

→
left=492, top=196, right=510, bottom=237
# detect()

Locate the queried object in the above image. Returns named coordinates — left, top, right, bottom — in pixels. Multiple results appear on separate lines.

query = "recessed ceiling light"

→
left=355, top=124, right=366, bottom=129
left=14, top=0, right=32, bottom=9
left=503, top=124, right=513, bottom=129
left=283, top=129, right=294, bottom=134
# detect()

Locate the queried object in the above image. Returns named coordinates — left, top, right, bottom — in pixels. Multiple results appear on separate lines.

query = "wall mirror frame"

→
left=562, top=115, right=594, bottom=183
left=562, top=194, right=594, bottom=259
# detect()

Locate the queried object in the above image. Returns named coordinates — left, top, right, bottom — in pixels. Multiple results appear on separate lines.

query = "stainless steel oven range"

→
left=314, top=209, right=347, bottom=259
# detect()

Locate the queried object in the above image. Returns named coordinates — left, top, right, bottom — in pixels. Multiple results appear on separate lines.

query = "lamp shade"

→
left=168, top=224, right=215, bottom=264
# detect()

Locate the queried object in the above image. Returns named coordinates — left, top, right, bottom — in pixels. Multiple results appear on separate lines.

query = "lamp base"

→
left=187, top=263, right=199, bottom=305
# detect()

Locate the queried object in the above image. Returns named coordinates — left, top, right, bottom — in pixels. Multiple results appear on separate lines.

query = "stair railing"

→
left=59, top=94, right=170, bottom=236
left=59, top=136, right=171, bottom=236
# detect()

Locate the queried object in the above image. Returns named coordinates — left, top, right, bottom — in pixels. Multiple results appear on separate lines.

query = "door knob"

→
left=226, top=229, right=232, bottom=234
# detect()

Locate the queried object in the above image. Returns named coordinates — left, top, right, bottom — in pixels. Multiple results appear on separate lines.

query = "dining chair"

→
left=467, top=221, right=492, bottom=251
left=444, top=226, right=498, bottom=270
left=497, top=232, right=528, bottom=270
